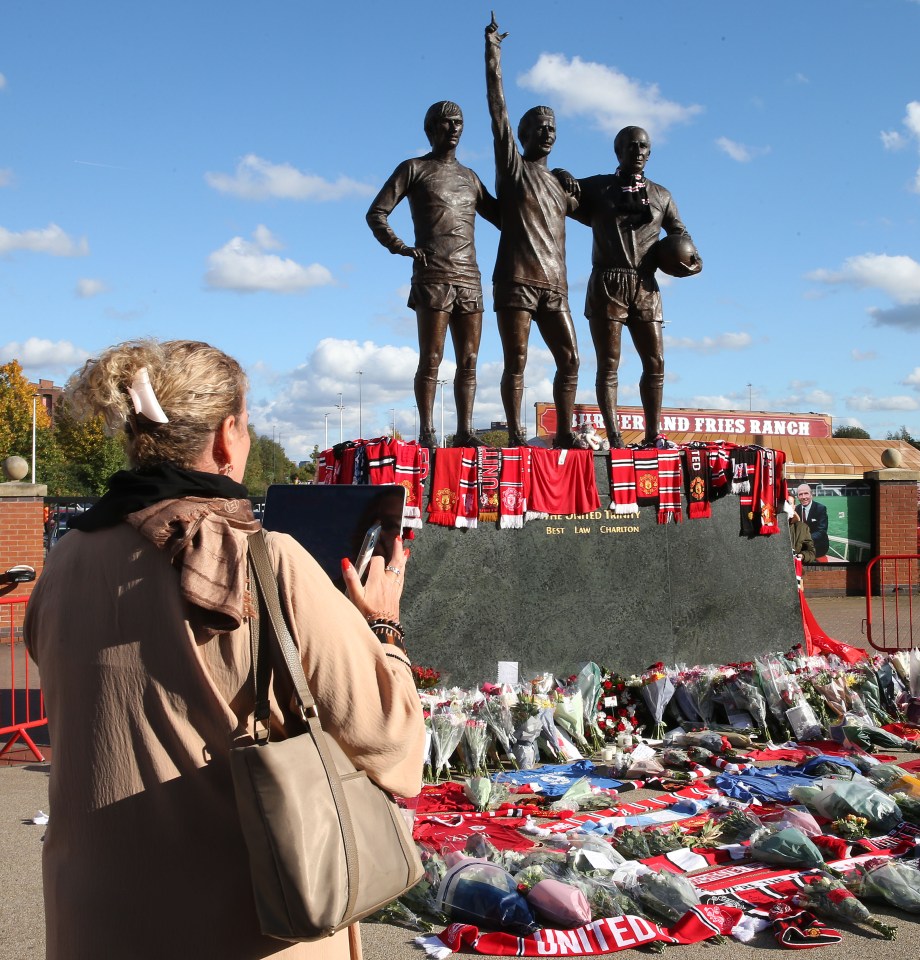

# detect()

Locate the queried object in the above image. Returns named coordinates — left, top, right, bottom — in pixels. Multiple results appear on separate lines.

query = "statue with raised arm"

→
left=559, top=126, right=702, bottom=447
left=485, top=14, right=579, bottom=449
left=366, top=101, right=499, bottom=448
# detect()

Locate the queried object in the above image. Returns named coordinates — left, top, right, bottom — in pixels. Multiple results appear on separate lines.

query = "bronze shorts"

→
left=492, top=281, right=570, bottom=314
left=408, top=282, right=483, bottom=314
left=585, top=268, right=662, bottom=324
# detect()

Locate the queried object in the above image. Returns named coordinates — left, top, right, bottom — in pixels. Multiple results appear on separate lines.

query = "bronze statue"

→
left=559, top=126, right=701, bottom=447
left=366, top=101, right=499, bottom=448
left=485, top=14, right=579, bottom=449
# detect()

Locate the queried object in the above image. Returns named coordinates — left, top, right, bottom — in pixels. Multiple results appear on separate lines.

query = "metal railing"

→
left=865, top=554, right=918, bottom=651
left=0, top=596, right=47, bottom=762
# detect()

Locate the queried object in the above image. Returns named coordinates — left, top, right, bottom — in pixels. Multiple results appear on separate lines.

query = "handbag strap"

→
left=247, top=530, right=361, bottom=922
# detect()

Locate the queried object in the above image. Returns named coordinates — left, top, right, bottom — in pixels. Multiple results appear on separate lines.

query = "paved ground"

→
left=3, top=596, right=919, bottom=959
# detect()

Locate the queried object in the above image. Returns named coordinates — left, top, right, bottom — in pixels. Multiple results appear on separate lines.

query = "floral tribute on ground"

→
left=374, top=648, right=920, bottom=954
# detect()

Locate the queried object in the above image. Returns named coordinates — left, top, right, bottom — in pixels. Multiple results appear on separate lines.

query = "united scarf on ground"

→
left=683, top=445, right=711, bottom=519
left=498, top=446, right=529, bottom=528
left=608, top=450, right=639, bottom=514
left=528, top=448, right=600, bottom=515
left=656, top=449, right=682, bottom=524
left=414, top=904, right=743, bottom=958
left=476, top=446, right=501, bottom=524
left=456, top=449, right=479, bottom=528
left=428, top=448, right=464, bottom=527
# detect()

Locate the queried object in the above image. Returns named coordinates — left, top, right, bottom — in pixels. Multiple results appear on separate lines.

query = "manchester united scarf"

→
left=428, top=448, right=464, bottom=527
left=366, top=438, right=397, bottom=485
left=656, top=449, right=682, bottom=524
left=415, top=904, right=743, bottom=958
left=633, top=450, right=659, bottom=506
left=476, top=447, right=501, bottom=524
left=498, top=446, right=529, bottom=528
left=608, top=450, right=639, bottom=514
left=395, top=441, right=428, bottom=528
left=456, top=449, right=479, bottom=528
left=683, top=446, right=711, bottom=520
left=528, top=448, right=601, bottom=516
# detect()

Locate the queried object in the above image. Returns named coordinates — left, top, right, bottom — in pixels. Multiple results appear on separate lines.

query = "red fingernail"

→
left=341, top=558, right=352, bottom=572
left=405, top=549, right=411, bottom=559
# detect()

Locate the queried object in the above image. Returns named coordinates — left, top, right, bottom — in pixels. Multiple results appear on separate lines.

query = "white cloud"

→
left=517, top=53, right=702, bottom=140
left=881, top=130, right=906, bottom=151
left=75, top=278, right=108, bottom=298
left=851, top=349, right=877, bottom=361
left=904, top=367, right=920, bottom=388
left=715, top=137, right=770, bottom=163
left=0, top=223, right=89, bottom=257
left=0, top=168, right=12, bottom=187
left=0, top=337, right=90, bottom=371
left=690, top=395, right=736, bottom=409
left=205, top=226, right=334, bottom=293
left=808, top=254, right=920, bottom=328
left=205, top=154, right=375, bottom=201
left=846, top=394, right=920, bottom=412
left=663, top=331, right=752, bottom=353
left=905, top=101, right=920, bottom=139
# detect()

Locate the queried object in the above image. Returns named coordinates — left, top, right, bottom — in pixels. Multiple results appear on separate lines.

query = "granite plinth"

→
left=402, top=454, right=802, bottom=685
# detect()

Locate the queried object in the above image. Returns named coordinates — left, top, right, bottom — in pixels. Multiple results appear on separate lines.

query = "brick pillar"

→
left=0, top=482, right=46, bottom=600
left=864, top=467, right=919, bottom=595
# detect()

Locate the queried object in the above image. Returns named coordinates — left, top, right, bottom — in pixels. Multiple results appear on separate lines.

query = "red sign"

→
left=535, top=404, right=832, bottom=440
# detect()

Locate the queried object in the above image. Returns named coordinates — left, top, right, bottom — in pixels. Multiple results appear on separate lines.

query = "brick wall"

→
left=0, top=495, right=44, bottom=600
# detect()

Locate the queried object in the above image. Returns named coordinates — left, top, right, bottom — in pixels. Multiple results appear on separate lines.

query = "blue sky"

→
left=3, top=1, right=920, bottom=460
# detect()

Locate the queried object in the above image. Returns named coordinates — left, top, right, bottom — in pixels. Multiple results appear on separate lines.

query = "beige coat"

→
left=24, top=522, right=425, bottom=960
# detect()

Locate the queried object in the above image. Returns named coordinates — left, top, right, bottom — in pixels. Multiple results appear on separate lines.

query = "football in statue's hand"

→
left=651, top=234, right=702, bottom=277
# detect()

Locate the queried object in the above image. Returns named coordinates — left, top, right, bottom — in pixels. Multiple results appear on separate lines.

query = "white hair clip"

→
left=128, top=367, right=169, bottom=424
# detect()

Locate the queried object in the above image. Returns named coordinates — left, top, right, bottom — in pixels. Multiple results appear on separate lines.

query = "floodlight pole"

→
left=336, top=393, right=344, bottom=443
left=32, top=394, right=39, bottom=484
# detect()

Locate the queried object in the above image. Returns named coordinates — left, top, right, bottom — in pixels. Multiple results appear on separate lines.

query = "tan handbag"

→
left=230, top=531, right=423, bottom=942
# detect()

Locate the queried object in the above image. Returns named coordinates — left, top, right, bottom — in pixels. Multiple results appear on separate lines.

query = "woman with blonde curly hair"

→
left=24, top=339, right=424, bottom=960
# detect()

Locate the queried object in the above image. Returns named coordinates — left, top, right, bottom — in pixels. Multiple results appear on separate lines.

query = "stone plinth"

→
left=402, top=456, right=802, bottom=685
left=0, top=482, right=46, bottom=600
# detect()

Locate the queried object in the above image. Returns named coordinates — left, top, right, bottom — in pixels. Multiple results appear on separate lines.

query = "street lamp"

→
left=437, top=379, right=449, bottom=447
left=357, top=370, right=363, bottom=439
left=336, top=393, right=344, bottom=443
left=31, top=394, right=39, bottom=484
left=389, top=408, right=396, bottom=438
left=324, top=413, right=330, bottom=449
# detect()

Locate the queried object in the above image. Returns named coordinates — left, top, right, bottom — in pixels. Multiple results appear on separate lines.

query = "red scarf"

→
left=633, top=450, right=659, bottom=505
left=498, top=447, right=530, bottom=528
left=415, top=906, right=742, bottom=958
left=528, top=449, right=600, bottom=515
left=456, top=449, right=479, bottom=528
left=657, top=449, right=682, bottom=524
left=683, top=446, right=711, bottom=520
left=366, top=438, right=396, bottom=485
left=608, top=450, right=639, bottom=514
left=427, top=448, right=464, bottom=527
left=395, top=441, right=427, bottom=529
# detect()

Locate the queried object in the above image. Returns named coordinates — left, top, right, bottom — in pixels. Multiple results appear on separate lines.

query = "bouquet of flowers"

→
left=726, top=671, right=770, bottom=741
left=574, top=662, right=606, bottom=752
left=457, top=716, right=490, bottom=777
left=411, top=664, right=442, bottom=690
left=429, top=703, right=467, bottom=782
left=610, top=825, right=652, bottom=860
left=514, top=865, right=592, bottom=928
left=749, top=825, right=825, bottom=869
left=718, top=808, right=763, bottom=842
left=853, top=665, right=892, bottom=725
left=509, top=704, right=543, bottom=770
left=553, top=686, right=590, bottom=754
left=639, top=662, right=675, bottom=741
left=792, top=871, right=897, bottom=940
left=846, top=857, right=920, bottom=913
left=461, top=776, right=493, bottom=812
left=891, top=791, right=920, bottom=825
left=755, top=655, right=822, bottom=740
left=630, top=871, right=707, bottom=929
left=790, top=779, right=903, bottom=831
left=478, top=693, right=518, bottom=767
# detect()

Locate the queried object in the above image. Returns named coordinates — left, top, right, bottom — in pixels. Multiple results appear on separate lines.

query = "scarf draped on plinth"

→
left=71, top=464, right=260, bottom=633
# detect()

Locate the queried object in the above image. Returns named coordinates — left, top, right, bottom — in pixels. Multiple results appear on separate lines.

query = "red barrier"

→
left=0, top=596, right=47, bottom=762
left=865, top=554, right=919, bottom=652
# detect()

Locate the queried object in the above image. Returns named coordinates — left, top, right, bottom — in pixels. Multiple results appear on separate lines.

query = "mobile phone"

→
left=355, top=522, right=382, bottom=582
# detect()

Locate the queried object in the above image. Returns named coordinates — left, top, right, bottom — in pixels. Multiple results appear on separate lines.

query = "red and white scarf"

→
left=657, top=449, right=682, bottom=524
left=498, top=447, right=529, bottom=528
left=528, top=448, right=600, bottom=516
left=366, top=438, right=396, bottom=485
left=608, top=450, right=639, bottom=514
left=456, top=449, right=479, bottom=528
left=476, top=447, right=501, bottom=524
left=415, top=905, right=743, bottom=958
left=395, top=441, right=427, bottom=528
left=633, top=450, right=659, bottom=505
